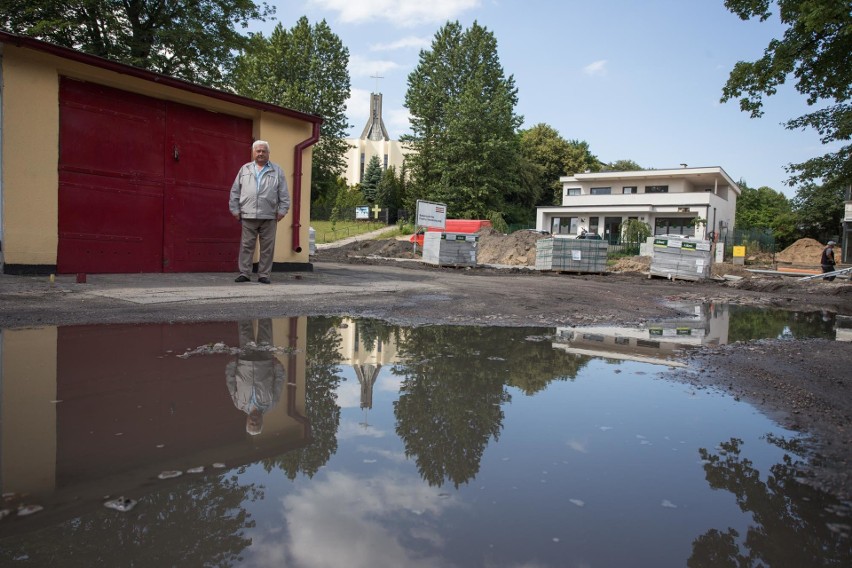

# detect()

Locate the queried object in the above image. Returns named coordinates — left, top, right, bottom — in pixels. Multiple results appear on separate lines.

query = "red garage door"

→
left=58, top=78, right=253, bottom=273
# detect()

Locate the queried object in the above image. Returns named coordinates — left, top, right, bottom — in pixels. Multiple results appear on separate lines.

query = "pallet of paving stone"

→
left=422, top=231, right=479, bottom=267
left=648, top=237, right=712, bottom=281
left=535, top=237, right=608, bottom=273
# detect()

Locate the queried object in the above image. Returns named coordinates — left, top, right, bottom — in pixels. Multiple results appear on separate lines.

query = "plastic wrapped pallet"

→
left=535, top=237, right=608, bottom=273
left=422, top=231, right=478, bottom=266
left=649, top=237, right=712, bottom=281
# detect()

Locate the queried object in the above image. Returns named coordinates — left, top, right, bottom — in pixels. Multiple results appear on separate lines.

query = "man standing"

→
left=820, top=240, right=837, bottom=281
left=229, top=140, right=290, bottom=284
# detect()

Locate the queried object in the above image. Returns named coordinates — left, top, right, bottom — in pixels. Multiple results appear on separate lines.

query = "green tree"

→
left=360, top=155, right=383, bottom=204
left=404, top=21, right=523, bottom=220
left=518, top=123, right=573, bottom=208
left=735, top=181, right=792, bottom=226
left=0, top=0, right=273, bottom=88
left=376, top=165, right=405, bottom=223
left=564, top=139, right=602, bottom=177
left=791, top=177, right=846, bottom=241
left=606, top=159, right=643, bottom=171
left=231, top=18, right=351, bottom=209
left=720, top=0, right=852, bottom=187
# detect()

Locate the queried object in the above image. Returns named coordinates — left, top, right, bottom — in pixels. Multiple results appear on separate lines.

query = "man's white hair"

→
left=252, top=140, right=270, bottom=151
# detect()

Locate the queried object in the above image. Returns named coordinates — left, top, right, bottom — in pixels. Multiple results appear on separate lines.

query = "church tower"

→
left=360, top=93, right=390, bottom=142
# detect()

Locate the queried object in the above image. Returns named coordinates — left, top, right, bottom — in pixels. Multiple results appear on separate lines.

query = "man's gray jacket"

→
left=229, top=161, right=290, bottom=220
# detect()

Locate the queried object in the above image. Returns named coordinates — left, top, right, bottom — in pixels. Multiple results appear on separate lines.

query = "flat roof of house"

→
left=0, top=30, right=323, bottom=125
left=560, top=166, right=740, bottom=195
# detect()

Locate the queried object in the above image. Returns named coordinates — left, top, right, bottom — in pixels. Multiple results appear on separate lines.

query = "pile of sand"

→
left=776, top=238, right=840, bottom=266
left=609, top=256, right=651, bottom=273
left=477, top=229, right=549, bottom=266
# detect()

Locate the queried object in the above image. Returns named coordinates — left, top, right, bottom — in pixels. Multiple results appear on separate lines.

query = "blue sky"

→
left=253, top=0, right=827, bottom=197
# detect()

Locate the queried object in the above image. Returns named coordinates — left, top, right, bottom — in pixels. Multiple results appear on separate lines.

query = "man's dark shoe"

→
left=258, top=277, right=271, bottom=284
left=235, top=275, right=250, bottom=283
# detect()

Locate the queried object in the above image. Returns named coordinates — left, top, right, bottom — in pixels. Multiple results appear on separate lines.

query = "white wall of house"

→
left=536, top=166, right=739, bottom=241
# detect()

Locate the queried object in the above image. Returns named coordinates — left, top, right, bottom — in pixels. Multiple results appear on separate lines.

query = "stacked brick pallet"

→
left=422, top=232, right=479, bottom=267
left=648, top=237, right=712, bottom=281
left=535, top=237, right=608, bottom=273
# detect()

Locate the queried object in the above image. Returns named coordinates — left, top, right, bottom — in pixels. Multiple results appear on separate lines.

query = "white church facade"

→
left=342, top=93, right=411, bottom=187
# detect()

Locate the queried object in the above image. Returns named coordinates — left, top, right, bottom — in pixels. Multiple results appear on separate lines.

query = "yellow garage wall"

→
left=1, top=327, right=58, bottom=495
left=2, top=49, right=60, bottom=264
left=1, top=44, right=314, bottom=267
left=257, top=113, right=314, bottom=260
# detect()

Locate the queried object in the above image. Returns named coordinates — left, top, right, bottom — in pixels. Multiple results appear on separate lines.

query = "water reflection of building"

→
left=0, top=318, right=308, bottom=537
left=553, top=303, right=730, bottom=367
left=335, top=319, right=402, bottom=409
left=837, top=315, right=852, bottom=342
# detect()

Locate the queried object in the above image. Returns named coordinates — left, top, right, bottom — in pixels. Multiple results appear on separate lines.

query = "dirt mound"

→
left=314, top=238, right=420, bottom=262
left=777, top=238, right=840, bottom=266
left=477, top=229, right=548, bottom=266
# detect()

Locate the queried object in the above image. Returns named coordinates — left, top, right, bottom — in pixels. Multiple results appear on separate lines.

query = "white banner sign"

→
left=355, top=206, right=369, bottom=220
left=415, top=200, right=447, bottom=229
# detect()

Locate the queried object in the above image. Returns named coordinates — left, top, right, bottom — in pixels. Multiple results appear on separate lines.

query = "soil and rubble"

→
left=0, top=232, right=850, bottom=501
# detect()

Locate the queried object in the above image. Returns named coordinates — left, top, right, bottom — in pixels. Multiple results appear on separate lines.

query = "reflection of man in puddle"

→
left=226, top=319, right=285, bottom=435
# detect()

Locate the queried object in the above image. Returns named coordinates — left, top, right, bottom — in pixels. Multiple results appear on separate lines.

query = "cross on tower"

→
left=370, top=72, right=384, bottom=93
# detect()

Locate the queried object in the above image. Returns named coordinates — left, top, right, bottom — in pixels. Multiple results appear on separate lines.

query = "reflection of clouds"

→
left=377, top=374, right=403, bottom=392
left=338, top=419, right=386, bottom=440
left=358, top=445, right=410, bottom=464
left=566, top=439, right=589, bottom=453
left=281, top=471, right=456, bottom=568
left=335, top=380, right=363, bottom=408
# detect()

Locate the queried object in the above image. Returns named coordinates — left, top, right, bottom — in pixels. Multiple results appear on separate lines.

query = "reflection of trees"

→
left=350, top=316, right=397, bottom=353
left=0, top=475, right=261, bottom=566
left=265, top=317, right=345, bottom=479
left=393, top=326, right=583, bottom=487
left=688, top=437, right=851, bottom=567
left=727, top=307, right=834, bottom=342
left=394, top=326, right=510, bottom=488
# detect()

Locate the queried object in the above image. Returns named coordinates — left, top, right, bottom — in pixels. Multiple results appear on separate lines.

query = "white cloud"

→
left=386, top=108, right=412, bottom=137
left=370, top=36, right=431, bottom=52
left=349, top=54, right=402, bottom=79
left=275, top=471, right=456, bottom=568
left=583, top=59, right=608, bottom=77
left=309, top=0, right=481, bottom=27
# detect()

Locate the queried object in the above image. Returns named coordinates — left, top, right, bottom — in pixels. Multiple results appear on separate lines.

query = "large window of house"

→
left=551, top=216, right=579, bottom=235
left=588, top=216, right=599, bottom=234
left=654, top=217, right=694, bottom=236
left=565, top=188, right=581, bottom=196
left=645, top=185, right=669, bottom=193
left=623, top=186, right=638, bottom=194
left=590, top=187, right=612, bottom=195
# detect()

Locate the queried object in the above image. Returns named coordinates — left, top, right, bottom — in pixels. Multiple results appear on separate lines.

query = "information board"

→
left=415, top=200, right=447, bottom=229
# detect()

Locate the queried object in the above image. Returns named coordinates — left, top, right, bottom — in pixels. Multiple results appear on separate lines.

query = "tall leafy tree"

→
left=404, top=21, right=522, bottom=220
left=606, top=159, right=643, bottom=171
left=231, top=18, right=351, bottom=208
left=734, top=180, right=798, bottom=248
left=563, top=139, right=602, bottom=178
left=720, top=0, right=852, bottom=187
left=360, top=155, right=383, bottom=204
left=518, top=124, right=572, bottom=208
left=0, top=0, right=273, bottom=88
left=735, top=181, right=794, bottom=229
left=376, top=165, right=405, bottom=223
left=791, top=177, right=845, bottom=241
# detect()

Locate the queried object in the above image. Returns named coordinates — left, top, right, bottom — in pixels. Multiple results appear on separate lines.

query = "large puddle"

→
left=0, top=306, right=849, bottom=566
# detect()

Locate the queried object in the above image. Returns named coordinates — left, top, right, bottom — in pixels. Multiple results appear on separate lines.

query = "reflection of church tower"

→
left=360, top=93, right=389, bottom=142
left=354, top=364, right=380, bottom=409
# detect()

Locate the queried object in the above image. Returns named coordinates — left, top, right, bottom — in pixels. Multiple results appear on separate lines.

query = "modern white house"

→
left=342, top=92, right=411, bottom=186
left=536, top=166, right=740, bottom=243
